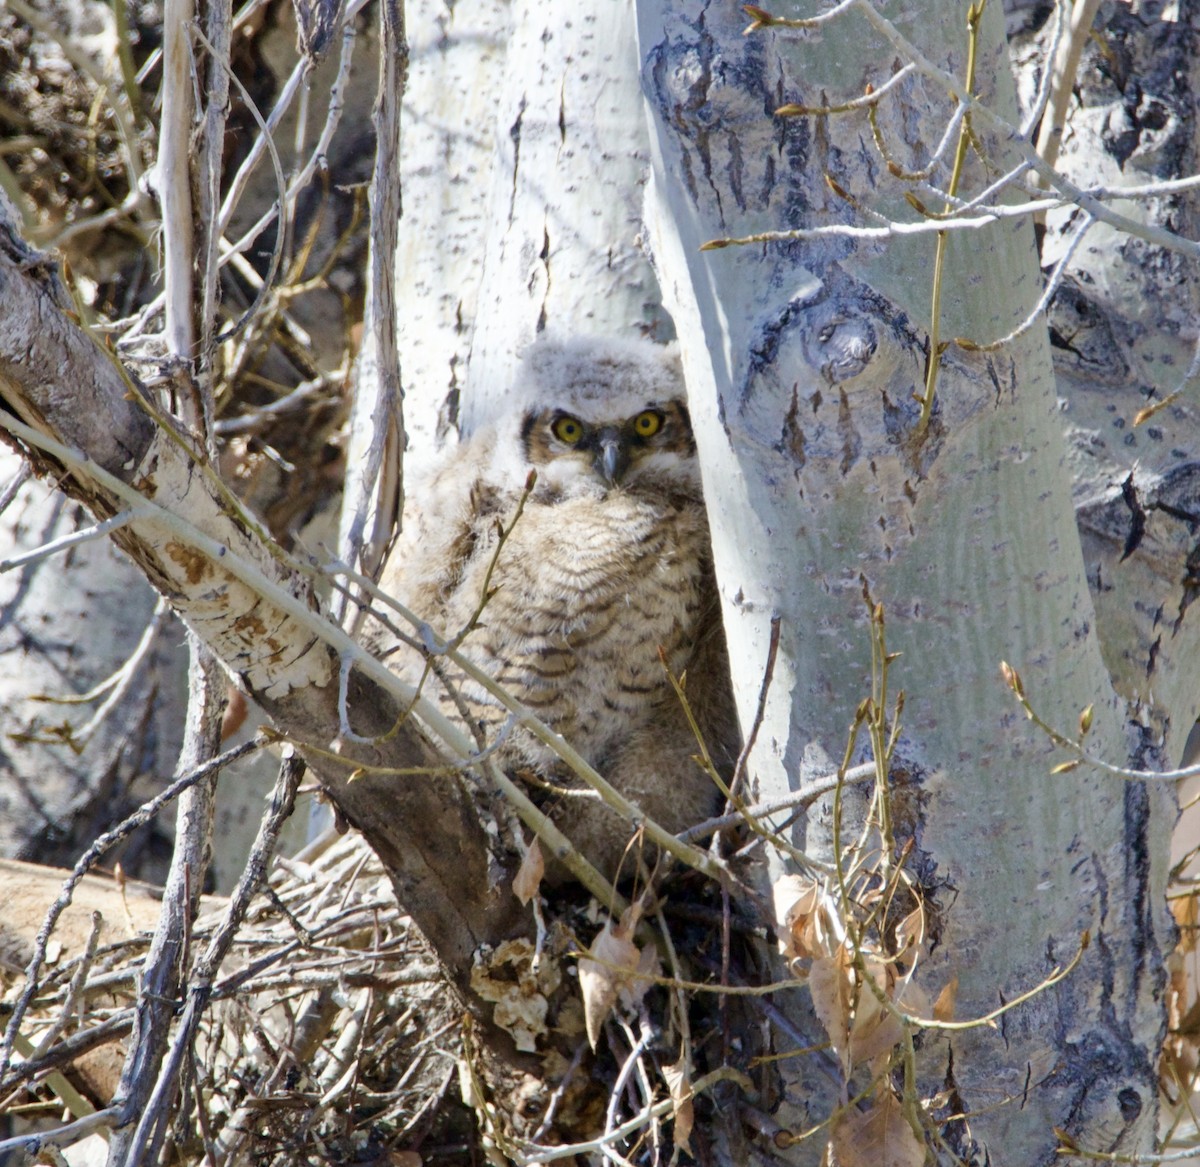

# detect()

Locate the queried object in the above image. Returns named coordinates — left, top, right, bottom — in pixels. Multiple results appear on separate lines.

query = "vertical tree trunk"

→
left=1014, top=0, right=1200, bottom=742
left=638, top=1, right=1173, bottom=1160
left=393, top=0, right=511, bottom=471
left=0, top=446, right=186, bottom=873
left=463, top=0, right=673, bottom=428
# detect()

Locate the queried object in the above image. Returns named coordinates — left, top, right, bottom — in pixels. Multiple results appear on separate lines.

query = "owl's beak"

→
left=595, top=430, right=628, bottom=485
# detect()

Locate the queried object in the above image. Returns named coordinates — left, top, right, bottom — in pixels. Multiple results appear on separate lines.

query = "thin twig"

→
left=1003, top=661, right=1200, bottom=782
left=0, top=1014, right=135, bottom=1097
left=703, top=195, right=1065, bottom=249
left=867, top=93, right=967, bottom=183
left=192, top=20, right=290, bottom=349
left=120, top=753, right=303, bottom=1164
left=776, top=62, right=916, bottom=116
left=0, top=507, right=148, bottom=572
left=66, top=600, right=173, bottom=747
left=0, top=737, right=261, bottom=1083
left=685, top=763, right=876, bottom=844
left=957, top=210, right=1095, bottom=352
left=0, top=1107, right=121, bottom=1159
left=0, top=462, right=31, bottom=514
left=334, top=0, right=407, bottom=597
left=30, top=912, right=105, bottom=1059
left=911, top=156, right=1033, bottom=218
left=157, top=0, right=197, bottom=383
left=1034, top=0, right=1103, bottom=175
left=512, top=1067, right=753, bottom=1165
left=196, top=0, right=233, bottom=398
left=108, top=643, right=225, bottom=1167
left=1019, top=0, right=1070, bottom=139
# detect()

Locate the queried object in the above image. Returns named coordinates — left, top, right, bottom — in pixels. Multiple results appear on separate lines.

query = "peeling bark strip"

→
left=0, top=231, right=526, bottom=1003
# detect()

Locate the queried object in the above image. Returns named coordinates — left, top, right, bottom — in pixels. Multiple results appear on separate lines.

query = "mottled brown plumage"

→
left=371, top=336, right=737, bottom=880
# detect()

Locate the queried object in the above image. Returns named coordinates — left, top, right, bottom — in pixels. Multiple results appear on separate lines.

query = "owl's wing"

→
left=373, top=431, right=503, bottom=665
left=542, top=562, right=740, bottom=885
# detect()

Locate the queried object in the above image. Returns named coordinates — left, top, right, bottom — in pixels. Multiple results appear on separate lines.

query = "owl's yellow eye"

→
left=552, top=415, right=585, bottom=444
left=633, top=410, right=663, bottom=438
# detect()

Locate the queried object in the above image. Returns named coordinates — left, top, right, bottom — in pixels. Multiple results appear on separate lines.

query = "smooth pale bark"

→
left=0, top=447, right=186, bottom=869
left=463, top=0, right=672, bottom=428
left=393, top=0, right=510, bottom=472
left=638, top=1, right=1171, bottom=1161
left=1014, top=1, right=1200, bottom=748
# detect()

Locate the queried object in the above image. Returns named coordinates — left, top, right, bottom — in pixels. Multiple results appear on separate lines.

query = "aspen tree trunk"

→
left=0, top=447, right=186, bottom=871
left=638, top=1, right=1176, bottom=1162
left=1016, top=0, right=1200, bottom=734
left=460, top=1, right=673, bottom=429
left=392, top=0, right=511, bottom=472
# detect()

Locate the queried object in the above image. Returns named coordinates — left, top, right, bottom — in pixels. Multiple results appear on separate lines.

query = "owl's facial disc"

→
left=544, top=414, right=629, bottom=482
left=521, top=400, right=695, bottom=490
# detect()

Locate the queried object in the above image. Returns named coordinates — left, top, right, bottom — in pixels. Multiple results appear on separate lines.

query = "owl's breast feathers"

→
left=382, top=480, right=713, bottom=776
left=469, top=487, right=710, bottom=765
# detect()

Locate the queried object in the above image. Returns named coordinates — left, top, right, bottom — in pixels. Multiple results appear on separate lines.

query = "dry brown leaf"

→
left=774, top=872, right=846, bottom=975
left=620, top=939, right=661, bottom=1014
left=809, top=945, right=855, bottom=1064
left=894, top=978, right=930, bottom=1023
left=848, top=956, right=902, bottom=1068
left=513, top=839, right=545, bottom=905
left=388, top=1153, right=422, bottom=1167
left=579, top=916, right=641, bottom=1048
left=849, top=1000, right=902, bottom=1068
left=773, top=873, right=822, bottom=962
left=894, top=904, right=924, bottom=959
left=830, top=1090, right=925, bottom=1167
left=811, top=946, right=909, bottom=1072
left=662, top=1057, right=695, bottom=1152
left=933, top=975, right=958, bottom=1022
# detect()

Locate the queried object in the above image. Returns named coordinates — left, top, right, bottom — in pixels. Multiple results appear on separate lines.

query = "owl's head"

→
left=496, top=335, right=699, bottom=498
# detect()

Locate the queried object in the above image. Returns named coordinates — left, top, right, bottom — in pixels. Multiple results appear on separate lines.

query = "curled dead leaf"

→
left=893, top=978, right=931, bottom=1025
left=579, top=914, right=641, bottom=1049
left=622, top=939, right=661, bottom=1014
left=662, top=1057, right=694, bottom=1152
left=773, top=873, right=831, bottom=965
left=894, top=904, right=924, bottom=960
left=470, top=939, right=561, bottom=1053
left=513, top=839, right=544, bottom=905
left=811, top=946, right=909, bottom=1073
left=933, top=975, right=959, bottom=1022
left=809, top=945, right=854, bottom=1067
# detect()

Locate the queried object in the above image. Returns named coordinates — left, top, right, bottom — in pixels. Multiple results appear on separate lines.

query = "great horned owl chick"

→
left=371, top=335, right=737, bottom=880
